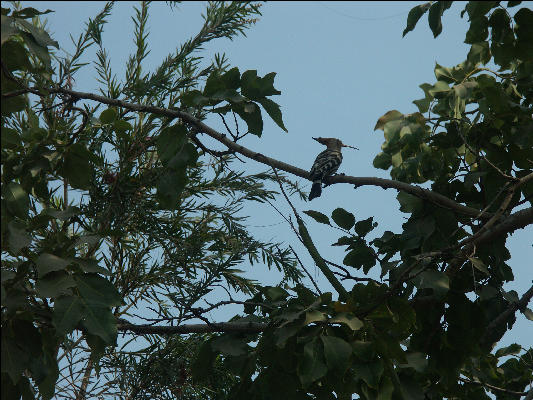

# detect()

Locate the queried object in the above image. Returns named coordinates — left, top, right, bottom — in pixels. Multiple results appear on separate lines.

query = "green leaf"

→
left=523, top=308, right=533, bottom=321
left=303, top=210, right=330, bottom=225
left=233, top=101, right=263, bottom=136
left=343, top=241, right=376, bottom=273
left=298, top=337, right=327, bottom=387
left=428, top=1, right=453, bottom=38
left=7, top=221, right=31, bottom=254
left=465, top=16, right=489, bottom=44
left=304, top=310, right=326, bottom=325
left=1, top=127, right=22, bottom=149
left=113, top=119, right=132, bottom=134
left=12, top=7, right=54, bottom=18
left=156, top=169, right=187, bottom=209
left=191, top=340, right=216, bottom=381
left=330, top=312, right=363, bottom=330
left=397, top=191, right=423, bottom=214
left=74, top=273, right=122, bottom=308
left=257, top=97, right=287, bottom=132
left=72, top=258, right=109, bottom=275
left=374, top=110, right=403, bottom=131
left=212, top=335, right=249, bottom=357
left=241, top=70, right=281, bottom=100
left=62, top=143, right=94, bottom=189
left=321, top=335, right=352, bottom=372
left=80, top=305, right=117, bottom=344
left=403, top=2, right=431, bottom=37
left=464, top=1, right=499, bottom=20
left=17, top=19, right=58, bottom=49
left=495, top=343, right=521, bottom=357
left=352, top=359, right=384, bottom=388
left=331, top=208, right=355, bottom=230
left=414, top=270, right=449, bottom=299
left=99, top=108, right=117, bottom=124
left=52, top=295, right=85, bottom=334
left=354, top=217, right=375, bottom=237
left=373, top=152, right=392, bottom=169
left=4, top=183, right=29, bottom=219
left=1, top=335, right=30, bottom=384
left=43, top=206, right=80, bottom=221
left=469, top=257, right=490, bottom=275
left=36, top=253, right=71, bottom=277
left=35, top=271, right=75, bottom=298
left=398, top=352, right=428, bottom=373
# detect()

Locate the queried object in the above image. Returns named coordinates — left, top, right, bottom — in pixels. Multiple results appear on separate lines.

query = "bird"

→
left=308, top=137, right=358, bottom=201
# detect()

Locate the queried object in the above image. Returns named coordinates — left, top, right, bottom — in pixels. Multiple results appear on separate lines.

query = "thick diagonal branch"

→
left=5, top=85, right=496, bottom=219
left=117, top=320, right=267, bottom=334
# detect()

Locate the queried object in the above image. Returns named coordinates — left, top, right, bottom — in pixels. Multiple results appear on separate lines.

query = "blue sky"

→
left=22, top=1, right=532, bottom=351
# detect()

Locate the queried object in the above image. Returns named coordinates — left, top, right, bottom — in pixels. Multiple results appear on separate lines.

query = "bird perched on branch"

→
left=308, top=137, right=358, bottom=201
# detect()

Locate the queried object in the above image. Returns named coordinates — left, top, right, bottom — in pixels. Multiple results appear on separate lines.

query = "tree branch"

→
left=13, top=85, right=495, bottom=220
left=481, top=285, right=533, bottom=346
left=117, top=320, right=267, bottom=334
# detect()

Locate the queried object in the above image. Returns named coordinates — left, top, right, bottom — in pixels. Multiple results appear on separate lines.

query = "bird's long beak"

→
left=342, top=144, right=359, bottom=150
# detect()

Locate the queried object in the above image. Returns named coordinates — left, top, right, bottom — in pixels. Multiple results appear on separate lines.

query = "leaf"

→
left=523, top=308, right=533, bottom=321
left=428, top=1, right=453, bottom=38
left=17, top=19, right=58, bottom=49
left=304, top=310, right=326, bottom=325
left=374, top=110, right=403, bottom=131
left=99, top=108, right=117, bottom=124
left=36, top=253, right=71, bottom=277
left=257, top=97, right=287, bottom=132
left=43, top=206, right=80, bottom=221
left=1, top=335, right=30, bottom=384
left=74, top=273, right=122, bottom=308
left=4, top=183, right=29, bottom=219
left=72, top=258, right=109, bottom=275
left=212, top=335, right=249, bottom=357
left=331, top=208, right=355, bottom=230
left=233, top=101, right=263, bottom=136
left=62, top=143, right=94, bottom=189
left=354, top=217, right=376, bottom=237
left=240, top=70, right=281, bottom=100
left=320, top=336, right=352, bottom=372
left=156, top=169, right=187, bottom=209
left=469, top=257, right=489, bottom=275
left=191, top=341, right=216, bottom=381
left=80, top=305, right=117, bottom=344
left=403, top=2, right=431, bottom=36
left=495, top=343, right=521, bottom=357
left=352, top=359, right=384, bottom=388
left=303, top=210, right=330, bottom=225
left=35, top=271, right=75, bottom=298
left=298, top=338, right=327, bottom=387
left=397, top=191, right=423, bottom=214
left=330, top=312, right=363, bottom=330
left=398, top=352, right=428, bottom=373
left=7, top=221, right=31, bottom=254
left=414, top=270, right=449, bottom=299
left=343, top=241, right=376, bottom=273
left=156, top=124, right=187, bottom=165
left=52, top=295, right=84, bottom=334
left=373, top=152, right=392, bottom=169
left=465, top=16, right=489, bottom=44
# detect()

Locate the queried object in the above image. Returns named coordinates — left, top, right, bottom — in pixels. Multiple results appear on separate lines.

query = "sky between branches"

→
left=23, top=0, right=532, bottom=350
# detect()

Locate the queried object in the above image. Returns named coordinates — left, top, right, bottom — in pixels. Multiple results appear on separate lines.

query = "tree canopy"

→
left=1, top=1, right=532, bottom=399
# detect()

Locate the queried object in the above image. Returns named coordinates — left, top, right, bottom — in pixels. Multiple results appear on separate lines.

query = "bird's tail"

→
left=308, top=181, right=322, bottom=201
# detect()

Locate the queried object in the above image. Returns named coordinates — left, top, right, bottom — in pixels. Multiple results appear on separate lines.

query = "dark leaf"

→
left=303, top=210, right=331, bottom=225
left=403, top=2, right=431, bottom=37
left=331, top=208, right=355, bottom=230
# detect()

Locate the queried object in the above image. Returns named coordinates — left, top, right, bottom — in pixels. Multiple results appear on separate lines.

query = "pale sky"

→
left=21, top=1, right=533, bottom=351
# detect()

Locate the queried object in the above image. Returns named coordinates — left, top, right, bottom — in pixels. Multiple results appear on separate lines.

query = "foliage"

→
left=1, top=1, right=532, bottom=400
